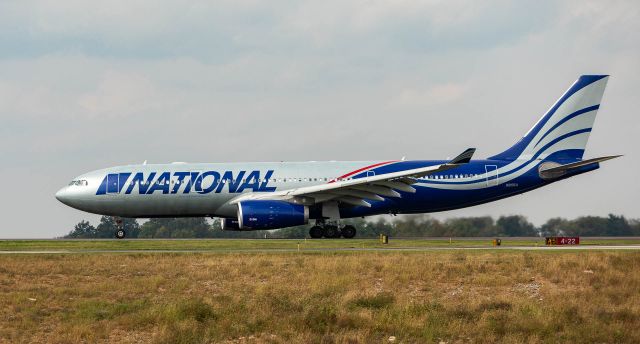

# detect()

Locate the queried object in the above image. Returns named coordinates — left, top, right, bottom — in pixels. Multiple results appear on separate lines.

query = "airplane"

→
left=56, top=75, right=620, bottom=239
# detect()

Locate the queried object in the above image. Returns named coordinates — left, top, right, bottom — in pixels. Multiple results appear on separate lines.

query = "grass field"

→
left=1, top=242, right=640, bottom=343
left=1, top=237, right=640, bottom=252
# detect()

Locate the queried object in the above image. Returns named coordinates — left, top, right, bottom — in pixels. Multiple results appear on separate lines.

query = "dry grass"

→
left=3, top=238, right=640, bottom=252
left=1, top=251, right=639, bottom=343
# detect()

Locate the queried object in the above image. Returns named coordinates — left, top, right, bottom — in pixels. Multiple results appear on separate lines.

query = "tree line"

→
left=64, top=214, right=640, bottom=239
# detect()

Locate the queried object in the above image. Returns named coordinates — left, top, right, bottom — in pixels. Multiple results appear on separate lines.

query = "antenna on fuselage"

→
left=143, top=160, right=147, bottom=165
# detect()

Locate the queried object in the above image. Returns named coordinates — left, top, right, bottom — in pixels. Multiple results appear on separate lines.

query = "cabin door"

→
left=485, top=165, right=498, bottom=187
left=106, top=173, right=120, bottom=194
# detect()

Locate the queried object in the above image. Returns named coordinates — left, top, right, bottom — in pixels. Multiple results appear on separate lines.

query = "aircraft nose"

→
left=55, top=187, right=71, bottom=205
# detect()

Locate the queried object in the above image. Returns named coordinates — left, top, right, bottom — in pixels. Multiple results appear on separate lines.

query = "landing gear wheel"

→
left=309, top=226, right=323, bottom=239
left=115, top=229, right=126, bottom=239
left=322, top=225, right=340, bottom=238
left=341, top=225, right=356, bottom=239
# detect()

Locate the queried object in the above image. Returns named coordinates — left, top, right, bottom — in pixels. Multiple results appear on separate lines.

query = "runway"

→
left=1, top=245, right=639, bottom=254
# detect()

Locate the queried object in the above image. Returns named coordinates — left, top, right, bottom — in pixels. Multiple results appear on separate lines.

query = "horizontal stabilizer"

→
left=449, top=148, right=476, bottom=164
left=540, top=155, right=622, bottom=174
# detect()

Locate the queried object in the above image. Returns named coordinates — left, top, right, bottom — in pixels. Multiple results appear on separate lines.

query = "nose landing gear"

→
left=308, top=222, right=357, bottom=239
left=114, top=217, right=126, bottom=239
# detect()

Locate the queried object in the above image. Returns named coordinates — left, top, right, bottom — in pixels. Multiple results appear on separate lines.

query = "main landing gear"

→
left=309, top=223, right=357, bottom=239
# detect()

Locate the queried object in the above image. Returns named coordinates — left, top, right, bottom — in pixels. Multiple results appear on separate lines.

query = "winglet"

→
left=449, top=148, right=476, bottom=164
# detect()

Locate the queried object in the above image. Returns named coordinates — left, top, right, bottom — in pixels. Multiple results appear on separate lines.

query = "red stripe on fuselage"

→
left=328, top=160, right=398, bottom=183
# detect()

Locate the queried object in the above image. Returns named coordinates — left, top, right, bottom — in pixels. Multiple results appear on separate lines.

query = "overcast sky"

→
left=1, top=1, right=638, bottom=238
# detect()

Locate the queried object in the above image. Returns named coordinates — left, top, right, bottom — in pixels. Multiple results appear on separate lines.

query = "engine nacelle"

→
left=220, top=218, right=243, bottom=231
left=238, top=200, right=308, bottom=230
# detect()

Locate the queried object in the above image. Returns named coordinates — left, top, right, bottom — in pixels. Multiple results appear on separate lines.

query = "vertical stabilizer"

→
left=489, top=75, right=609, bottom=161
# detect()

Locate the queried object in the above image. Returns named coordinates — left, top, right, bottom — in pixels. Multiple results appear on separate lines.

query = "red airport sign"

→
left=545, top=237, right=580, bottom=245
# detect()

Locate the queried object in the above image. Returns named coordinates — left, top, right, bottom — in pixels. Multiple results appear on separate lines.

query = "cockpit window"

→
left=68, top=180, right=88, bottom=186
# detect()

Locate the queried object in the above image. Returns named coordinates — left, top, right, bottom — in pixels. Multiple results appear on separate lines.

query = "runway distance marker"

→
left=545, top=237, right=580, bottom=245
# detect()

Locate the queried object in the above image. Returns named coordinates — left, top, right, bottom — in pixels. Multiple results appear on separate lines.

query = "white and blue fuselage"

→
left=55, top=75, right=619, bottom=237
left=55, top=158, right=597, bottom=219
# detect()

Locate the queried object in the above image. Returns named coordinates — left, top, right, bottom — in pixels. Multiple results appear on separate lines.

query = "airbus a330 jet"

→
left=56, top=75, right=620, bottom=239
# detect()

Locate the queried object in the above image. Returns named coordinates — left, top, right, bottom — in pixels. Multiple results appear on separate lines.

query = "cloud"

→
left=0, top=0, right=639, bottom=237
left=0, top=1, right=559, bottom=60
left=391, top=82, right=469, bottom=107
left=76, top=71, right=165, bottom=119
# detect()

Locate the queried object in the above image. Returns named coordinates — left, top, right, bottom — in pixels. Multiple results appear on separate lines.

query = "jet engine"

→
left=236, top=200, right=308, bottom=230
left=220, top=218, right=242, bottom=230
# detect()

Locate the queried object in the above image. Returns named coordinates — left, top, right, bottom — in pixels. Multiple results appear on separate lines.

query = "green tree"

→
left=137, top=218, right=215, bottom=238
left=66, top=220, right=97, bottom=238
left=138, top=221, right=160, bottom=238
left=155, top=226, right=171, bottom=238
left=443, top=217, right=495, bottom=237
left=495, top=215, right=537, bottom=236
left=539, top=217, right=568, bottom=237
left=63, top=214, right=640, bottom=239
left=95, top=216, right=140, bottom=238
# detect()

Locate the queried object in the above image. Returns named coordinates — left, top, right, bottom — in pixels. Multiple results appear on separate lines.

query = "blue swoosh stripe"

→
left=531, top=128, right=591, bottom=161
left=534, top=104, right=599, bottom=148
left=488, top=75, right=607, bottom=160
left=420, top=128, right=592, bottom=186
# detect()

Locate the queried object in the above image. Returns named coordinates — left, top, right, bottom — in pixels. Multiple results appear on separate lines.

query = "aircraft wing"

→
left=230, top=148, right=475, bottom=207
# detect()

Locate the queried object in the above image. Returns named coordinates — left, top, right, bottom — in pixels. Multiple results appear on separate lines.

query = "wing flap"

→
left=335, top=196, right=372, bottom=207
left=372, top=181, right=416, bottom=193
left=328, top=189, right=385, bottom=201
left=350, top=185, right=402, bottom=198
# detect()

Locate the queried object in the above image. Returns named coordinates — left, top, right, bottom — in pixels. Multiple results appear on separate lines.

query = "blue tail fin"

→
left=489, top=75, right=609, bottom=161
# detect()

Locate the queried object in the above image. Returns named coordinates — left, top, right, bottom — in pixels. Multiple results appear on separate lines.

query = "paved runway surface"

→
left=1, top=245, right=639, bottom=254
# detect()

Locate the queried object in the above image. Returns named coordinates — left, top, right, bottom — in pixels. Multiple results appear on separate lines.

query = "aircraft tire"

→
left=341, top=225, right=356, bottom=239
left=115, top=229, right=126, bottom=239
left=309, top=226, right=323, bottom=239
left=322, top=225, right=339, bottom=239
